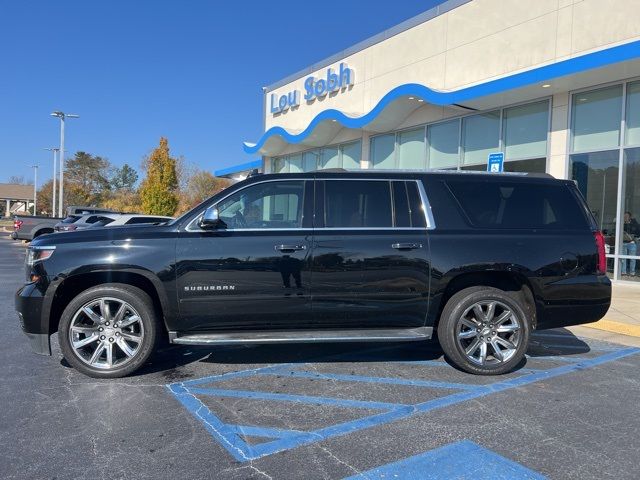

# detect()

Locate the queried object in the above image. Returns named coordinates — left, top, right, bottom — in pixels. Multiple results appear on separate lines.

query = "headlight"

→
left=26, top=246, right=56, bottom=266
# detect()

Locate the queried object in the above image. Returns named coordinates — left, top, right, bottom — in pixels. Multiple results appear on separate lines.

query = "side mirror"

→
left=199, top=206, right=224, bottom=230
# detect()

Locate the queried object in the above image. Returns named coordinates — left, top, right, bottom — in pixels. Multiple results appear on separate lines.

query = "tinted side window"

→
left=325, top=180, right=392, bottom=228
left=85, top=216, right=101, bottom=224
left=392, top=182, right=411, bottom=227
left=217, top=180, right=305, bottom=229
left=94, top=218, right=115, bottom=227
left=446, top=180, right=589, bottom=229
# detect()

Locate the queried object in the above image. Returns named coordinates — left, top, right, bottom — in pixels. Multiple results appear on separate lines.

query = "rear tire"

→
left=58, top=283, right=159, bottom=378
left=437, top=286, right=530, bottom=375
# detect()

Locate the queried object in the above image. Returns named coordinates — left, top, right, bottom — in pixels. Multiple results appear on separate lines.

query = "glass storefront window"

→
left=427, top=120, right=459, bottom=169
left=503, top=158, right=546, bottom=173
left=619, top=147, right=640, bottom=276
left=462, top=111, right=500, bottom=167
left=303, top=150, right=319, bottom=171
left=319, top=146, right=340, bottom=169
left=625, top=81, right=640, bottom=147
left=272, top=157, right=288, bottom=173
left=571, top=85, right=622, bottom=152
left=397, top=128, right=425, bottom=169
left=288, top=153, right=303, bottom=173
left=370, top=133, right=395, bottom=169
left=570, top=150, right=619, bottom=251
left=341, top=141, right=361, bottom=169
left=504, top=101, right=549, bottom=160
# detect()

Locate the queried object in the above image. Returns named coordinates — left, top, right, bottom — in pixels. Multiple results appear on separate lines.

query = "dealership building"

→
left=232, top=0, right=640, bottom=281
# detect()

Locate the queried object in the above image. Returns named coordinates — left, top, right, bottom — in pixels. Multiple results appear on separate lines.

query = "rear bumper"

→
left=536, top=275, right=611, bottom=330
left=10, top=231, right=17, bottom=240
left=15, top=283, right=51, bottom=355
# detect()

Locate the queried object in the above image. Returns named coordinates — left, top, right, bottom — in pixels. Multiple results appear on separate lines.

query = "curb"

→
left=584, top=319, right=640, bottom=338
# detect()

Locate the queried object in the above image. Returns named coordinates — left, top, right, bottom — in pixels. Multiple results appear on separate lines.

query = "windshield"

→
left=61, top=215, right=81, bottom=224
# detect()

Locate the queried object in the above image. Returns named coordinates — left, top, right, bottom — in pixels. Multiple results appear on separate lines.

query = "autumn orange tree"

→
left=139, top=137, right=179, bottom=216
left=175, top=169, right=231, bottom=214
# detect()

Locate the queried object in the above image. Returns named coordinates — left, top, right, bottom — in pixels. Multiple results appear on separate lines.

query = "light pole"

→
left=31, top=164, right=39, bottom=215
left=50, top=111, right=79, bottom=217
left=44, top=147, right=59, bottom=217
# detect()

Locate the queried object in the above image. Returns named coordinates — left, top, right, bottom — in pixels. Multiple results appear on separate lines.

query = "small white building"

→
left=1, top=183, right=34, bottom=217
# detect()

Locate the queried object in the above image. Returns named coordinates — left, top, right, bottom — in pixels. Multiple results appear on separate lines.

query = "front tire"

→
left=58, top=284, right=159, bottom=378
left=437, top=286, right=530, bottom=375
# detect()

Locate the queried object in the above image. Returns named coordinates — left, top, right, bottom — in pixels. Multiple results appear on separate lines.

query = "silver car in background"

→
left=55, top=213, right=122, bottom=232
left=87, top=214, right=173, bottom=228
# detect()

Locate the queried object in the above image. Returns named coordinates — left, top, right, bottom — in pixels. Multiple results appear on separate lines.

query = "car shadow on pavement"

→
left=199, top=341, right=445, bottom=366
left=58, top=328, right=594, bottom=378
left=528, top=328, right=592, bottom=356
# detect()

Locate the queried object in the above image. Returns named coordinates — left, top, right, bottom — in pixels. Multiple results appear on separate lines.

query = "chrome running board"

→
left=168, top=326, right=433, bottom=345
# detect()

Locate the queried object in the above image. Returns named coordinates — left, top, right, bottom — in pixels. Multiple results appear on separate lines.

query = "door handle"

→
left=275, top=244, right=307, bottom=252
left=392, top=243, right=422, bottom=250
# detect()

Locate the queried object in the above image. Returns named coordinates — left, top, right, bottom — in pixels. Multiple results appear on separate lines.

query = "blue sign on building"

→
left=270, top=63, right=354, bottom=115
left=487, top=152, right=504, bottom=173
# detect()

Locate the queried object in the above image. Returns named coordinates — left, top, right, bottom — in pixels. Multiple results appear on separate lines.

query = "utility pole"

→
left=50, top=111, right=79, bottom=217
left=44, top=147, right=59, bottom=217
left=31, top=164, right=39, bottom=215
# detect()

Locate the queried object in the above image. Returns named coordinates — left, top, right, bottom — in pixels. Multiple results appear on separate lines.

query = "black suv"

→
left=15, top=170, right=611, bottom=378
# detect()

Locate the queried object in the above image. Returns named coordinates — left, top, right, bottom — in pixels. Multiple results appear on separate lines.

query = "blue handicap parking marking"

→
left=166, top=342, right=640, bottom=462
left=342, top=440, right=547, bottom=480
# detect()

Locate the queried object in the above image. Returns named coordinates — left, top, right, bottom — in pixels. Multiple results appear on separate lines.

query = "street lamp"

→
left=50, top=111, right=79, bottom=217
left=31, top=164, right=39, bottom=215
left=44, top=147, right=59, bottom=217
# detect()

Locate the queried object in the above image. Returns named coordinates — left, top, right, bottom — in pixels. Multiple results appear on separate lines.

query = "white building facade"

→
left=243, top=0, right=640, bottom=282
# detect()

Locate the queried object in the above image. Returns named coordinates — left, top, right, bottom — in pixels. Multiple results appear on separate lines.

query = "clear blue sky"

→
left=1, top=0, right=444, bottom=184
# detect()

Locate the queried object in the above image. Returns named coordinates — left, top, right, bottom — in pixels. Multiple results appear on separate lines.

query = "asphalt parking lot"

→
left=1, top=235, right=639, bottom=479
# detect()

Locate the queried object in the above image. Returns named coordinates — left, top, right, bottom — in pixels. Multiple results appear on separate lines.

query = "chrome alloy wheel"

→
left=68, top=297, right=145, bottom=370
left=455, top=300, right=521, bottom=366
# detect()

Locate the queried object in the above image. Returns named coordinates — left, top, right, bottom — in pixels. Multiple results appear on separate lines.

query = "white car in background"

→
left=88, top=214, right=173, bottom=228
left=55, top=213, right=122, bottom=232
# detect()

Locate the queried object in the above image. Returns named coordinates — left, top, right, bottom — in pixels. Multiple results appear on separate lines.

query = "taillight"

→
left=14, top=219, right=23, bottom=231
left=594, top=230, right=607, bottom=275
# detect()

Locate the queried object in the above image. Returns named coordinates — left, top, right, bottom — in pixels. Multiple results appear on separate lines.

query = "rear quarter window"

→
left=446, top=180, right=589, bottom=229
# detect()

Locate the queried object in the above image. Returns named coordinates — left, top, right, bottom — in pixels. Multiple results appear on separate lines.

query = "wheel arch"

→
left=431, top=270, right=539, bottom=331
left=47, top=270, right=171, bottom=336
left=33, top=227, right=54, bottom=238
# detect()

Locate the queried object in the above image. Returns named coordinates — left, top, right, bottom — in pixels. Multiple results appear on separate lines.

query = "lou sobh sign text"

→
left=270, top=63, right=354, bottom=115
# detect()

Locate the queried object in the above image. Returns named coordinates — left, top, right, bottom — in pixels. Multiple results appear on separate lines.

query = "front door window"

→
left=217, top=180, right=305, bottom=229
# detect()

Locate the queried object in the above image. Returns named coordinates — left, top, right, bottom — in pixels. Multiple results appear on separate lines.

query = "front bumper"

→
left=15, top=283, right=51, bottom=355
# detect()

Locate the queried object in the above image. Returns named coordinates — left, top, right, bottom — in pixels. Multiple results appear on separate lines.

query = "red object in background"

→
left=14, top=219, right=23, bottom=231
left=594, top=230, right=607, bottom=275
